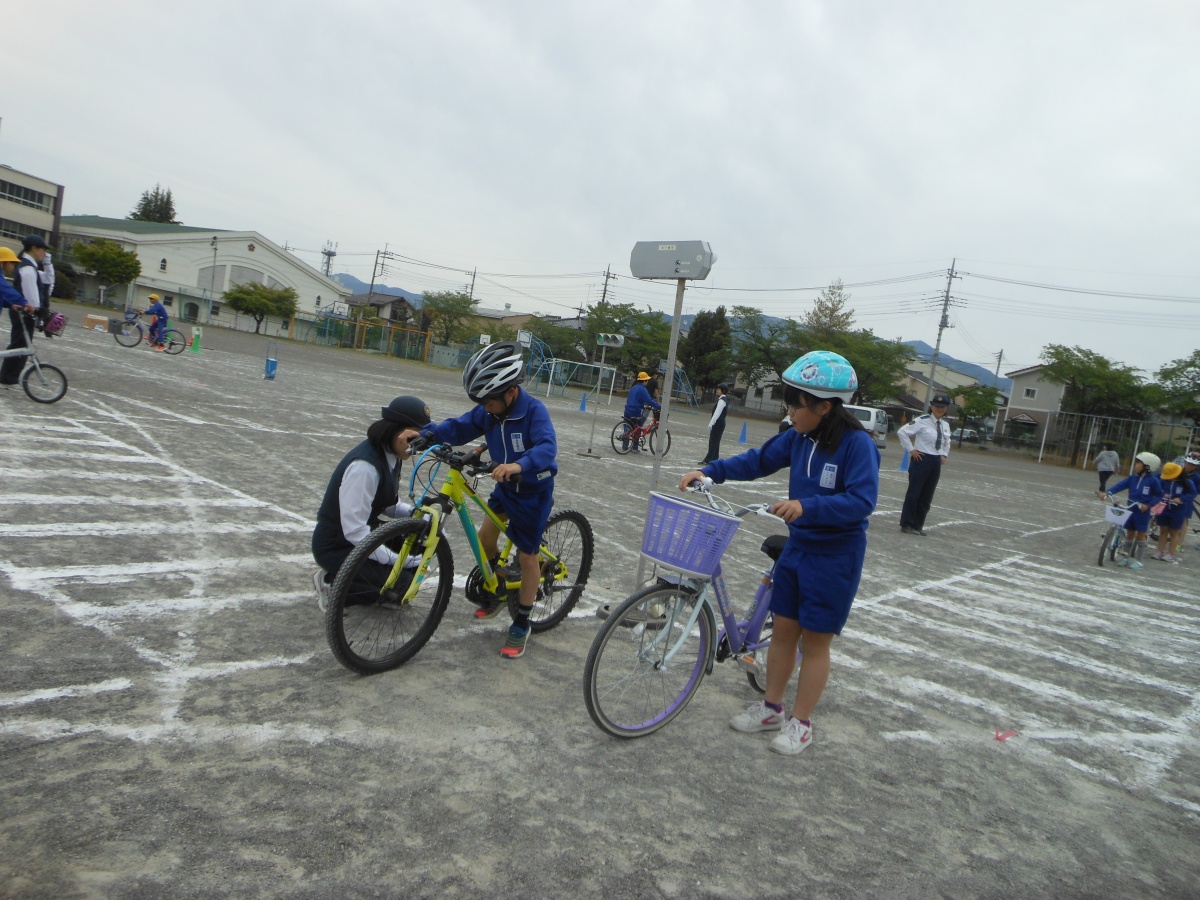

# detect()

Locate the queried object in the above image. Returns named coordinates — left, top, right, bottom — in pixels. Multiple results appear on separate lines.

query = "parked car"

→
left=844, top=405, right=888, bottom=449
left=953, top=428, right=981, bottom=443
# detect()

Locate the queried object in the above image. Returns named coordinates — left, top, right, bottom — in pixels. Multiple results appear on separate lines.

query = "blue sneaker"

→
left=500, top=624, right=530, bottom=659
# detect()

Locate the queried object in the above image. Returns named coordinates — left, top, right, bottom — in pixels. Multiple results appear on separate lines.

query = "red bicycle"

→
left=611, top=406, right=671, bottom=457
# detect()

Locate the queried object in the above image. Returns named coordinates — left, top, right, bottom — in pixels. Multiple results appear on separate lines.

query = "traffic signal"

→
left=596, top=333, right=625, bottom=347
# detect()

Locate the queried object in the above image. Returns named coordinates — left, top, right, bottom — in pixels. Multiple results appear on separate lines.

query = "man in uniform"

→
left=897, top=392, right=952, bottom=535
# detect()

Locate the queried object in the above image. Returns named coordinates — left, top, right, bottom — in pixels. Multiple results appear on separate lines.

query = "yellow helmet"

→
left=1161, top=462, right=1183, bottom=481
left=636, top=371, right=651, bottom=381
left=0, top=247, right=18, bottom=263
left=148, top=293, right=161, bottom=301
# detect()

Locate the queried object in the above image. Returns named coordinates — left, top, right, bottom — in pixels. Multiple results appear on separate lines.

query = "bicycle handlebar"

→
left=408, top=437, right=522, bottom=482
left=685, top=478, right=776, bottom=520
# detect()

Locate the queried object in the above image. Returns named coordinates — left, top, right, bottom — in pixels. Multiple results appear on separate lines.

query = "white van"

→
left=844, top=405, right=888, bottom=449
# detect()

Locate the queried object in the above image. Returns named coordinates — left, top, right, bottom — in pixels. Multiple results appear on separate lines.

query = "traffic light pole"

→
left=581, top=344, right=608, bottom=456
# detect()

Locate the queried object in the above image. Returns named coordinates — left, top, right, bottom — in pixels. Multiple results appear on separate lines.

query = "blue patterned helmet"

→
left=781, top=350, right=858, bottom=402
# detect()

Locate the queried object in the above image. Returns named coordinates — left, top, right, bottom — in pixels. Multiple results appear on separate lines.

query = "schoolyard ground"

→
left=1, top=324, right=1197, bottom=898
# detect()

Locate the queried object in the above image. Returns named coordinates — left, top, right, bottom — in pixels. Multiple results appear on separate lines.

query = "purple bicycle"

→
left=583, top=481, right=788, bottom=738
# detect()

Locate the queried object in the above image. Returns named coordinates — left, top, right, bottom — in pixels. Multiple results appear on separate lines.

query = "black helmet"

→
left=380, top=396, right=431, bottom=427
left=22, top=234, right=48, bottom=251
left=463, top=341, right=524, bottom=402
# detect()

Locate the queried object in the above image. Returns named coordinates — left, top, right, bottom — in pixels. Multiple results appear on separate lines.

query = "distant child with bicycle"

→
left=403, top=341, right=557, bottom=659
left=622, top=371, right=661, bottom=452
left=1152, top=461, right=1195, bottom=563
left=679, top=350, right=879, bottom=756
left=145, top=294, right=169, bottom=349
left=1100, top=451, right=1162, bottom=570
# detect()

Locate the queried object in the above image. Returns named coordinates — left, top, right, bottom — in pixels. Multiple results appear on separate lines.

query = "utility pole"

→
left=923, top=259, right=958, bottom=410
left=992, top=348, right=1004, bottom=384
left=598, top=266, right=612, bottom=305
left=367, top=250, right=380, bottom=304
left=468, top=267, right=477, bottom=300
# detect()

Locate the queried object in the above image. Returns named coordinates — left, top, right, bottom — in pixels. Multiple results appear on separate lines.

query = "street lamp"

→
left=208, top=236, right=218, bottom=324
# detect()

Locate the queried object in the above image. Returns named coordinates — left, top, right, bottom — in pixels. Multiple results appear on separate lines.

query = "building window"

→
left=163, top=295, right=174, bottom=307
left=754, top=387, right=764, bottom=398
left=0, top=218, right=49, bottom=243
left=1024, top=387, right=1037, bottom=399
left=211, top=304, right=221, bottom=317
left=159, top=258, right=167, bottom=271
left=0, top=180, right=53, bottom=212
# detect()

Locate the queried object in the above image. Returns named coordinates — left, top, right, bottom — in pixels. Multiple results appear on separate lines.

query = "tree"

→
left=821, top=330, right=914, bottom=405
left=222, top=282, right=299, bottom=334
left=626, top=306, right=672, bottom=377
left=72, top=239, right=142, bottom=287
left=680, top=306, right=733, bottom=390
left=955, top=384, right=1003, bottom=445
left=422, top=291, right=477, bottom=345
left=526, top=317, right=584, bottom=360
left=1155, top=350, right=1200, bottom=421
left=802, top=279, right=856, bottom=341
left=728, top=305, right=806, bottom=390
left=1039, top=344, right=1147, bottom=465
left=128, top=184, right=180, bottom=224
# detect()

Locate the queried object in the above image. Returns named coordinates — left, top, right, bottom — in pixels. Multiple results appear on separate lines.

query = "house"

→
left=59, top=215, right=350, bottom=328
left=995, top=365, right=1067, bottom=438
left=0, top=164, right=64, bottom=252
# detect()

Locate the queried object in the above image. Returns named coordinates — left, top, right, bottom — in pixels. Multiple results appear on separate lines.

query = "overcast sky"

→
left=5, top=1, right=1199, bottom=377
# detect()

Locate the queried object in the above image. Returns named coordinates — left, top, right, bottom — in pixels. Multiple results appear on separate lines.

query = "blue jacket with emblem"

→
left=424, top=387, right=557, bottom=494
left=1107, top=472, right=1162, bottom=510
left=702, top=426, right=880, bottom=554
left=623, top=382, right=660, bottom=420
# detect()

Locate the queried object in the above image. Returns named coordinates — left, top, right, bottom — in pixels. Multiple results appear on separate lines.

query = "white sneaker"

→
left=1162, top=553, right=1176, bottom=563
left=770, top=717, right=813, bottom=755
left=1128, top=560, right=1144, bottom=571
left=313, top=569, right=330, bottom=612
left=730, top=700, right=785, bottom=733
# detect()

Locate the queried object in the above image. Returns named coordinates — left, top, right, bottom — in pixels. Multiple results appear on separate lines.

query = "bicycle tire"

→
left=648, top=428, right=671, bottom=458
left=610, top=421, right=634, bottom=455
left=325, top=518, right=453, bottom=674
left=506, top=508, right=594, bottom=632
left=113, top=322, right=143, bottom=348
left=583, top=583, right=715, bottom=738
left=21, top=363, right=67, bottom=404
left=162, top=329, right=187, bottom=354
left=1097, top=523, right=1120, bottom=567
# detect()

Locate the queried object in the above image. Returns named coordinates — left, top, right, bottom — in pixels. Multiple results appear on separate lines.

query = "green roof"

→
left=62, top=215, right=230, bottom=235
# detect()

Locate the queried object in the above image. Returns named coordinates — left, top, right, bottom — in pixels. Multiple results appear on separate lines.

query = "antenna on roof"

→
left=321, top=241, right=338, bottom=278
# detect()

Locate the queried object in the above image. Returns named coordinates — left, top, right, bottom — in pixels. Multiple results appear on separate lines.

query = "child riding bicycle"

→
left=678, top=350, right=879, bottom=756
left=1099, top=451, right=1162, bottom=569
left=401, top=341, right=557, bottom=660
left=621, top=371, right=660, bottom=452
left=144, top=294, right=169, bottom=349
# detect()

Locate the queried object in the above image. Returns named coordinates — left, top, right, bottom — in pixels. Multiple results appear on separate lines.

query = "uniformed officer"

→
left=897, top=392, right=952, bottom=535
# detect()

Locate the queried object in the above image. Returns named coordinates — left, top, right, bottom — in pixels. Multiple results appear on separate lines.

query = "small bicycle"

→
left=324, top=440, right=594, bottom=674
left=583, top=480, right=788, bottom=738
left=1097, top=498, right=1135, bottom=566
left=0, top=341, right=68, bottom=403
left=611, top=406, right=671, bottom=457
left=113, top=311, right=187, bottom=354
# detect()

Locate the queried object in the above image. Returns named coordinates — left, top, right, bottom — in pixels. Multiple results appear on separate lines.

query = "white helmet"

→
left=463, top=341, right=524, bottom=402
left=1134, top=451, right=1161, bottom=473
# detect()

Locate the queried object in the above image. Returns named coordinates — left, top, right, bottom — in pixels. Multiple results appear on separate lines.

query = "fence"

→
left=290, top=315, right=431, bottom=362
left=998, top=410, right=1198, bottom=469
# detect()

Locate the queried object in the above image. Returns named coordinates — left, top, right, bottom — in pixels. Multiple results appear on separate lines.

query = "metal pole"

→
left=923, top=259, right=956, bottom=410
left=1037, top=411, right=1051, bottom=463
left=583, top=345, right=607, bottom=455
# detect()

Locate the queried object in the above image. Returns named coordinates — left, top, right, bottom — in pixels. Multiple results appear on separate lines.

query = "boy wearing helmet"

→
left=311, top=396, right=433, bottom=611
left=144, top=294, right=169, bottom=349
left=404, top=341, right=558, bottom=659
left=1100, top=451, right=1162, bottom=569
left=0, top=247, right=29, bottom=311
left=1152, top=462, right=1195, bottom=562
left=621, top=371, right=661, bottom=452
left=679, top=350, right=880, bottom=756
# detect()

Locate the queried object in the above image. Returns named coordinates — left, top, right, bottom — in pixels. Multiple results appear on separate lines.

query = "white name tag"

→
left=820, top=463, right=838, bottom=489
left=511, top=433, right=525, bottom=452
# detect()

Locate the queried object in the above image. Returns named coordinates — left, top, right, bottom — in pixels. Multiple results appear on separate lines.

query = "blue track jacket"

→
left=1, top=277, right=26, bottom=309
left=702, top=427, right=880, bottom=554
left=623, top=383, right=660, bottom=420
left=1107, top=472, right=1162, bottom=510
left=424, top=388, right=557, bottom=494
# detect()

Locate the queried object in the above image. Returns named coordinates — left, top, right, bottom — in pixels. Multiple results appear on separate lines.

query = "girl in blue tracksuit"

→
left=1153, top=462, right=1195, bottom=562
left=1103, top=452, right=1162, bottom=569
left=680, top=350, right=879, bottom=757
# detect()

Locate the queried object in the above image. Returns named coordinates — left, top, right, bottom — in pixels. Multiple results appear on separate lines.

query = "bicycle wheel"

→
left=22, top=363, right=67, bottom=404
left=1097, top=524, right=1121, bottom=567
left=114, top=322, right=143, bottom=347
left=162, top=329, right=187, bottom=354
left=610, top=421, right=634, bottom=455
left=648, top=428, right=671, bottom=458
left=507, top=508, right=594, bottom=632
left=583, top=583, right=715, bottom=738
left=325, top=518, right=453, bottom=674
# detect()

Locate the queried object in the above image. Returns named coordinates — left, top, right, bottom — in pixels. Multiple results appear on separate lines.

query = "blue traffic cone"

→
left=898, top=451, right=909, bottom=473
left=579, top=393, right=587, bottom=412
left=738, top=422, right=748, bottom=445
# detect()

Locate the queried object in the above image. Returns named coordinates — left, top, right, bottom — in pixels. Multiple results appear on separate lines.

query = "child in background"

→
left=1094, top=443, right=1120, bottom=492
left=1153, top=461, right=1196, bottom=562
left=1182, top=454, right=1200, bottom=555
left=1101, top=451, right=1162, bottom=570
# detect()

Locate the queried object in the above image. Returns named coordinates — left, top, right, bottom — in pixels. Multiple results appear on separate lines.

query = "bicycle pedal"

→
left=735, top=654, right=760, bottom=674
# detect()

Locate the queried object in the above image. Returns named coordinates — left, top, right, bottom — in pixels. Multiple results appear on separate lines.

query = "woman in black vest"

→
left=311, top=396, right=431, bottom=610
left=701, top=383, right=729, bottom=465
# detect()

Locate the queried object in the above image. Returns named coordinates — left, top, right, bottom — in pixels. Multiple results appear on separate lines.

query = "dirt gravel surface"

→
left=2, top=324, right=1198, bottom=898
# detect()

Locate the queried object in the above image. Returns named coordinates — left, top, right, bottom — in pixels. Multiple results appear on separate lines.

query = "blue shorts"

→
left=1156, top=510, right=1187, bottom=530
left=488, top=487, right=553, bottom=555
left=1125, top=509, right=1151, bottom=533
left=769, top=544, right=865, bottom=635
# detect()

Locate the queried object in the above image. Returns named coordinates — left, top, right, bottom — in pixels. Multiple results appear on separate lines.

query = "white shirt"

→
left=898, top=413, right=950, bottom=457
left=708, top=395, right=727, bottom=430
left=339, top=451, right=415, bottom=565
left=39, top=254, right=54, bottom=295
left=16, top=253, right=41, bottom=310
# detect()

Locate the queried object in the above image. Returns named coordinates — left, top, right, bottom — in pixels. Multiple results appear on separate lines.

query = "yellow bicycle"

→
left=324, top=441, right=594, bottom=674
